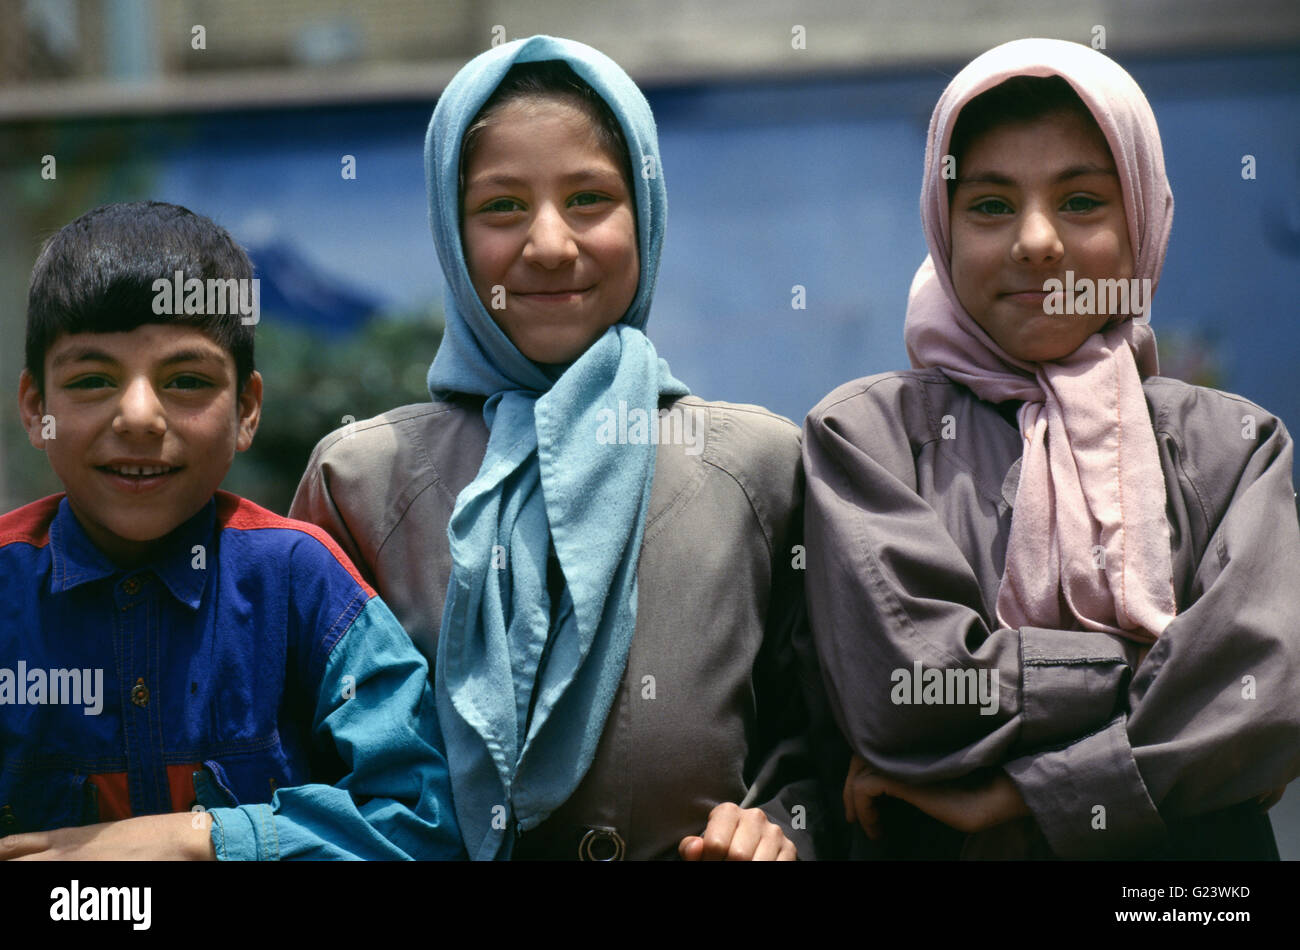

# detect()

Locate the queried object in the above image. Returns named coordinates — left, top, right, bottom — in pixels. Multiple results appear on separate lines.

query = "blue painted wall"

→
left=152, top=49, right=1300, bottom=428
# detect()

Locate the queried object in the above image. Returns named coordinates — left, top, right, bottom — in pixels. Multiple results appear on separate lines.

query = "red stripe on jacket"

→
left=213, top=491, right=375, bottom=597
left=89, top=763, right=205, bottom=821
left=0, top=494, right=61, bottom=549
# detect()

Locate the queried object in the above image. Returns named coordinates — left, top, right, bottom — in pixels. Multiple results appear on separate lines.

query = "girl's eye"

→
left=569, top=192, right=609, bottom=208
left=970, top=198, right=1013, bottom=215
left=479, top=197, right=523, bottom=213
left=1062, top=195, right=1103, bottom=212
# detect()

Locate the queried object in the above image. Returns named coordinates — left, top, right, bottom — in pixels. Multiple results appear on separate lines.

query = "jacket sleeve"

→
left=803, top=386, right=1134, bottom=790
left=287, top=432, right=375, bottom=585
left=206, top=596, right=465, bottom=860
left=805, top=381, right=1300, bottom=858
left=685, top=407, right=831, bottom=860
left=1004, top=397, right=1300, bottom=857
left=748, top=477, right=842, bottom=860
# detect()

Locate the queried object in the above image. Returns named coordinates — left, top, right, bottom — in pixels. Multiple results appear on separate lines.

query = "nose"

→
left=1011, top=207, right=1064, bottom=265
left=522, top=202, right=579, bottom=268
left=112, top=376, right=167, bottom=438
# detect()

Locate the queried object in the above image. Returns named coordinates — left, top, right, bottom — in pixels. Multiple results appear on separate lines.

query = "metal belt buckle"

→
left=578, top=826, right=626, bottom=861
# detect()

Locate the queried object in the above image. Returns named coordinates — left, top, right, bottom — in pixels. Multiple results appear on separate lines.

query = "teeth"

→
left=108, top=465, right=173, bottom=476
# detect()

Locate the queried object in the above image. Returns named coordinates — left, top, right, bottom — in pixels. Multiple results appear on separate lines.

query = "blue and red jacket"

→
left=0, top=491, right=462, bottom=859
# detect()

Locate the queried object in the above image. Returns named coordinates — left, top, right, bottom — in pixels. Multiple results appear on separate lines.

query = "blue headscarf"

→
left=425, top=35, right=688, bottom=859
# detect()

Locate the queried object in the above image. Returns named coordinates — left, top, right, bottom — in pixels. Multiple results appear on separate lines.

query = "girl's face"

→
left=461, top=97, right=639, bottom=365
left=949, top=110, right=1134, bottom=362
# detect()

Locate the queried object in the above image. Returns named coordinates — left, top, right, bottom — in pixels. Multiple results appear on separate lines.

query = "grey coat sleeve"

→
left=805, top=377, right=1300, bottom=858
left=748, top=463, right=836, bottom=859
left=1005, top=389, right=1300, bottom=857
left=803, top=378, right=1132, bottom=788
left=712, top=407, right=834, bottom=859
left=288, top=426, right=379, bottom=587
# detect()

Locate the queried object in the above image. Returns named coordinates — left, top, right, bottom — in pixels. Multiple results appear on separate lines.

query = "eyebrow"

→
left=466, top=167, right=624, bottom=190
left=157, top=348, right=226, bottom=367
left=956, top=163, right=1118, bottom=187
left=51, top=347, right=116, bottom=368
left=51, top=345, right=225, bottom=369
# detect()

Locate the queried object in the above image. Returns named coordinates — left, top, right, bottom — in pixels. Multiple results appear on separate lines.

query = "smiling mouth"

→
left=1000, top=289, right=1064, bottom=311
left=97, top=464, right=181, bottom=477
left=515, top=288, right=591, bottom=300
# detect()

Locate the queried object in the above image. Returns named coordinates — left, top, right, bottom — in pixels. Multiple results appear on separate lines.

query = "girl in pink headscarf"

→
left=802, top=38, right=1300, bottom=858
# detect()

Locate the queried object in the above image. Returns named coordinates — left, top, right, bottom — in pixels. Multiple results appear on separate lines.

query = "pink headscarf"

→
left=904, top=38, right=1177, bottom=643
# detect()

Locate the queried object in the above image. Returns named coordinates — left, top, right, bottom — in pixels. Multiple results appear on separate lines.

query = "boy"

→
left=0, top=201, right=462, bottom=860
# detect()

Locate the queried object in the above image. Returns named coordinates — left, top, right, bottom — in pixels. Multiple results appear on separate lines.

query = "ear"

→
left=17, top=369, right=48, bottom=450
left=234, top=370, right=263, bottom=452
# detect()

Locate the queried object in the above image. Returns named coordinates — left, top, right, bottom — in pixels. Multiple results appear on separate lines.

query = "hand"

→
left=843, top=753, right=887, bottom=839
left=0, top=812, right=217, bottom=861
left=1257, top=787, right=1286, bottom=811
left=843, top=753, right=1029, bottom=838
left=679, top=802, right=797, bottom=861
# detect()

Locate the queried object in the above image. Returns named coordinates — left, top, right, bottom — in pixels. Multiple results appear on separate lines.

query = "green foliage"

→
left=1155, top=326, right=1224, bottom=391
left=222, top=309, right=444, bottom=514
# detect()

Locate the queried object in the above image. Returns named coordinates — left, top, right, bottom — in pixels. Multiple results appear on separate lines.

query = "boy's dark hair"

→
left=948, top=75, right=1104, bottom=202
left=459, top=60, right=633, bottom=205
left=25, top=200, right=256, bottom=395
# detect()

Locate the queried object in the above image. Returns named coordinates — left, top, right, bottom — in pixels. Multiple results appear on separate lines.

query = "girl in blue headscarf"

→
left=291, top=35, right=823, bottom=860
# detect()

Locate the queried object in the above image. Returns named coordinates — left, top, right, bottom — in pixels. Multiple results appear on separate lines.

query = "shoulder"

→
left=1143, top=376, right=1285, bottom=436
left=214, top=491, right=375, bottom=598
left=0, top=494, right=62, bottom=553
left=806, top=369, right=955, bottom=430
left=215, top=492, right=383, bottom=675
left=648, top=397, right=803, bottom=548
left=675, top=395, right=799, bottom=451
left=1143, top=376, right=1291, bottom=476
left=672, top=394, right=800, bottom=484
left=804, top=370, right=975, bottom=465
left=1144, top=374, right=1284, bottom=504
left=298, top=397, right=488, bottom=530
left=307, top=397, right=486, bottom=474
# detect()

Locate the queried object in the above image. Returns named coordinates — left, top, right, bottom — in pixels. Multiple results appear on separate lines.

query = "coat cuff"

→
left=208, top=804, right=281, bottom=861
left=1017, top=626, right=1130, bottom=749
left=757, top=777, right=825, bottom=860
left=1004, top=716, right=1165, bottom=858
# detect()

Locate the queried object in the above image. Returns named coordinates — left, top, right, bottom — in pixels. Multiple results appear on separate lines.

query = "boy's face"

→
left=18, top=324, right=262, bottom=565
left=949, top=110, right=1134, bottom=362
left=460, top=97, right=640, bottom=365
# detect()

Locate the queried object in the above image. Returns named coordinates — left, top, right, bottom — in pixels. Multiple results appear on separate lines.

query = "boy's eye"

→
left=168, top=374, right=211, bottom=391
left=1062, top=195, right=1103, bottom=212
left=65, top=375, right=112, bottom=390
left=970, top=198, right=1013, bottom=215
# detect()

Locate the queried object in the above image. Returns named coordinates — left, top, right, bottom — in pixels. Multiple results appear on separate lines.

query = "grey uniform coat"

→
left=290, top=393, right=824, bottom=860
left=803, top=370, right=1300, bottom=859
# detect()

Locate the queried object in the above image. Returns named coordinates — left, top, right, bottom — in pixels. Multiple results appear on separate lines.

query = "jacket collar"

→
left=48, top=496, right=215, bottom=610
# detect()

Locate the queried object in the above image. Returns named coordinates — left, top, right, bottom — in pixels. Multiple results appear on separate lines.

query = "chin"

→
left=1016, top=342, right=1084, bottom=363
left=515, top=333, right=599, bottom=365
left=115, top=522, right=176, bottom=543
left=518, top=346, right=580, bottom=365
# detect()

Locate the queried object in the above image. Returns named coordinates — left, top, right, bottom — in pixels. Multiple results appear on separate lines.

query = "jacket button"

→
left=0, top=804, right=15, bottom=829
left=578, top=827, right=625, bottom=861
left=122, top=576, right=143, bottom=595
left=130, top=677, right=149, bottom=707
